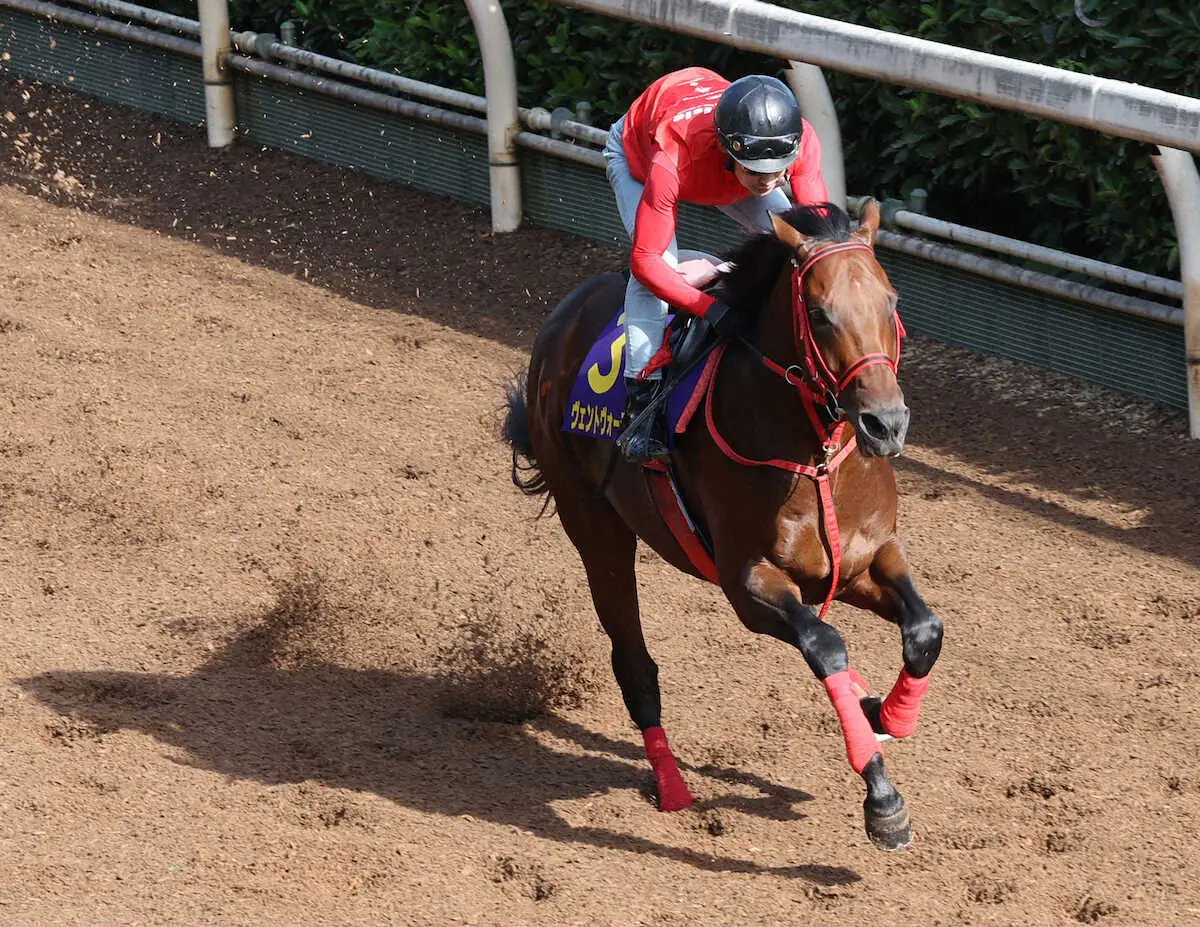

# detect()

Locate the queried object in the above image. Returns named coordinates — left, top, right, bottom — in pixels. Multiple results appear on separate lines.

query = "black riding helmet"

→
left=715, top=75, right=804, bottom=173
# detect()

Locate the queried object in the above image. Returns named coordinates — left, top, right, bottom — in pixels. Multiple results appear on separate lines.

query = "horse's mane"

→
left=717, top=202, right=853, bottom=314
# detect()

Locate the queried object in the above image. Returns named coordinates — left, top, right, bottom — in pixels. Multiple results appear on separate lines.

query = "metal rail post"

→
left=1154, top=148, right=1200, bottom=438
left=785, top=62, right=845, bottom=208
left=197, top=0, right=234, bottom=146
left=464, top=0, right=522, bottom=232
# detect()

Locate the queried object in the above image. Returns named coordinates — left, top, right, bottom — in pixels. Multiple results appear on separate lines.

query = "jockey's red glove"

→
left=704, top=299, right=748, bottom=340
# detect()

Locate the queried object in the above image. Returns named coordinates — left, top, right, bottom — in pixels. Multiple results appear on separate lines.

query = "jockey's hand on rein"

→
left=704, top=299, right=748, bottom=340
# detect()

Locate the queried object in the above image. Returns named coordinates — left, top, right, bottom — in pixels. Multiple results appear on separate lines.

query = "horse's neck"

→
left=747, top=267, right=796, bottom=358
left=730, top=268, right=834, bottom=456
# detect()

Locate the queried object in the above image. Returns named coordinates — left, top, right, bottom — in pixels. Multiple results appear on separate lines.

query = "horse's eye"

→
left=809, top=306, right=833, bottom=329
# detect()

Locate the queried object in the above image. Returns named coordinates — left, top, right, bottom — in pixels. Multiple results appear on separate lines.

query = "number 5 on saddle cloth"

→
left=561, top=257, right=730, bottom=447
left=561, top=309, right=718, bottom=447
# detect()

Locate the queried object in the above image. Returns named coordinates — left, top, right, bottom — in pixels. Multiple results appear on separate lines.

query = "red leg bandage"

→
left=642, top=726, right=694, bottom=812
left=823, top=670, right=882, bottom=774
left=879, top=668, right=931, bottom=739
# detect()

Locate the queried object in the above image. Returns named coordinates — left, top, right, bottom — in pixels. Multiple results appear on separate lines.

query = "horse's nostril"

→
left=856, top=407, right=910, bottom=452
left=859, top=413, right=888, bottom=441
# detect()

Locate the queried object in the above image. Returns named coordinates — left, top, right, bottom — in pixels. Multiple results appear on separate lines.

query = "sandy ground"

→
left=1, top=76, right=1199, bottom=926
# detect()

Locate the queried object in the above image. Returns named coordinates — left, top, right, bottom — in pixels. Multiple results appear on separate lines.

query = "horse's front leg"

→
left=842, top=539, right=944, bottom=740
left=726, top=561, right=912, bottom=850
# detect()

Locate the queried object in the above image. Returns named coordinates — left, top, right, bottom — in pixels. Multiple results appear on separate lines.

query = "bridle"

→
left=792, top=241, right=904, bottom=402
left=740, top=239, right=905, bottom=433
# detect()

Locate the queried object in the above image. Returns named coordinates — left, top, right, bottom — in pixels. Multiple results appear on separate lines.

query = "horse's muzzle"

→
left=851, top=404, right=910, bottom=458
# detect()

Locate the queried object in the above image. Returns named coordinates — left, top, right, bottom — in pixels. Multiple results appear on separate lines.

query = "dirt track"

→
left=1, top=76, right=1199, bottom=926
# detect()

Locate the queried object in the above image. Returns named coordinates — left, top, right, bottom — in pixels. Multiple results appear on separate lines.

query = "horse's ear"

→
left=771, top=212, right=813, bottom=253
left=853, top=198, right=881, bottom=247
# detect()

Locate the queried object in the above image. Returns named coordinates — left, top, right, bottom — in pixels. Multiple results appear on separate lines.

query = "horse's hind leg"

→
left=555, top=490, right=694, bottom=812
left=842, top=540, right=944, bottom=740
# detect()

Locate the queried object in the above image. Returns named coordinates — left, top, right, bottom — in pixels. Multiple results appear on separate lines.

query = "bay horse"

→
left=501, top=201, right=943, bottom=851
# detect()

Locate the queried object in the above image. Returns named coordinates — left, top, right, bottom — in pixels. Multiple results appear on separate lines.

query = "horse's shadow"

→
left=20, top=621, right=858, bottom=887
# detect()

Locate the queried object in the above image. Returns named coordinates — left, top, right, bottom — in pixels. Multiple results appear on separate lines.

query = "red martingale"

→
left=704, top=361, right=854, bottom=619
left=645, top=241, right=906, bottom=617
left=703, top=240, right=904, bottom=620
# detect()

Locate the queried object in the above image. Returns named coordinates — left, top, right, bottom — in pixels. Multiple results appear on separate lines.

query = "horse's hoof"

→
left=864, top=798, right=912, bottom=851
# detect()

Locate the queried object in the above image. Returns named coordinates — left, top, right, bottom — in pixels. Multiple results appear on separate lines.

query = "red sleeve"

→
left=629, top=152, right=717, bottom=318
left=788, top=124, right=829, bottom=206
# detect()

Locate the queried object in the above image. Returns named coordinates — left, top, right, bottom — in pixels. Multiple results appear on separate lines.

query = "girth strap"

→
left=645, top=464, right=719, bottom=584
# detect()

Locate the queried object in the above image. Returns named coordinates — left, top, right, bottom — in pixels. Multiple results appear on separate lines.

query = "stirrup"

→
left=618, top=393, right=669, bottom=464
left=617, top=428, right=668, bottom=464
left=617, top=414, right=670, bottom=463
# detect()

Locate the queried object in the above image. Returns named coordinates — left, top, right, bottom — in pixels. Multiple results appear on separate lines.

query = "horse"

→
left=501, top=201, right=943, bottom=851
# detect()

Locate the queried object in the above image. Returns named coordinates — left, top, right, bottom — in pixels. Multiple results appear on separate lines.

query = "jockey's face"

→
left=733, top=162, right=788, bottom=196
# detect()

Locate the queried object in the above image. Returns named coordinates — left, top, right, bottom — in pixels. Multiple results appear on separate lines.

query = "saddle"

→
left=562, top=258, right=730, bottom=448
left=560, top=258, right=732, bottom=585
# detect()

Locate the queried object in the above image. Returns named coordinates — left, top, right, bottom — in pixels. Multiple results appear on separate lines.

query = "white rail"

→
left=554, top=0, right=1200, bottom=154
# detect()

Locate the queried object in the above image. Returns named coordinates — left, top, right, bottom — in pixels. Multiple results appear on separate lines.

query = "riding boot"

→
left=617, top=377, right=670, bottom=463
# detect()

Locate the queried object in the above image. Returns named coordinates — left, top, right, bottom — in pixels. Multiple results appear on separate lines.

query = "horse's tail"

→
left=501, top=371, right=552, bottom=510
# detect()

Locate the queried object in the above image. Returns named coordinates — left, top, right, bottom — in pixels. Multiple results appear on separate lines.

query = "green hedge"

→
left=148, top=1, right=1196, bottom=279
left=804, top=2, right=1198, bottom=281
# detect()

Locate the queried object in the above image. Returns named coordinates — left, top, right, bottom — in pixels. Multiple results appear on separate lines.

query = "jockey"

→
left=603, top=67, right=829, bottom=462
